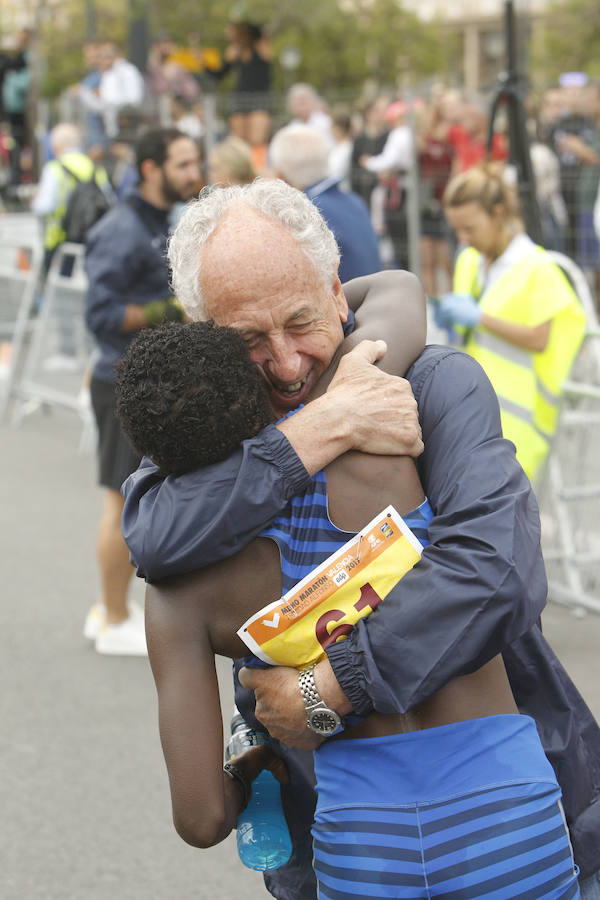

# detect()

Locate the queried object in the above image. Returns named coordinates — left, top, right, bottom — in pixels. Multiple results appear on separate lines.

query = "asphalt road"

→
left=2, top=402, right=599, bottom=900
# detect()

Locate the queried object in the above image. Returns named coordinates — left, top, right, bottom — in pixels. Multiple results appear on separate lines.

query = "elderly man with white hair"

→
left=122, top=178, right=600, bottom=900
left=270, top=123, right=382, bottom=282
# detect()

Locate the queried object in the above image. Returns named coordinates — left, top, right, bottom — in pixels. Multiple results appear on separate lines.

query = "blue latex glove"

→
left=430, top=299, right=456, bottom=344
left=438, top=293, right=482, bottom=328
left=433, top=298, right=453, bottom=329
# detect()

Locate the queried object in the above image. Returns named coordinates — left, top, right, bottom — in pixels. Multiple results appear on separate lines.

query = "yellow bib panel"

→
left=453, top=246, right=586, bottom=480
left=239, top=507, right=423, bottom=668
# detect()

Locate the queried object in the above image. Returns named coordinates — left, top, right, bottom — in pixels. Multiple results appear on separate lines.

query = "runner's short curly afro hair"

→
left=115, top=321, right=274, bottom=475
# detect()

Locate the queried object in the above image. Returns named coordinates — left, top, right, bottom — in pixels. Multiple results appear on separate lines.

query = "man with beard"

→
left=84, top=127, right=201, bottom=656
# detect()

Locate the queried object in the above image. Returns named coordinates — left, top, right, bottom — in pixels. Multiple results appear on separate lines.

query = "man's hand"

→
left=276, top=339, right=423, bottom=477
left=238, top=658, right=353, bottom=750
left=327, top=340, right=423, bottom=457
left=239, top=666, right=323, bottom=749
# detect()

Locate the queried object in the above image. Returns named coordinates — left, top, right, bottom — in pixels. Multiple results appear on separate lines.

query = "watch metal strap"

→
left=299, top=663, right=321, bottom=718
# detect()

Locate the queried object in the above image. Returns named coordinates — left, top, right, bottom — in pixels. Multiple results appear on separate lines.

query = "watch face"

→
left=309, top=709, right=341, bottom=735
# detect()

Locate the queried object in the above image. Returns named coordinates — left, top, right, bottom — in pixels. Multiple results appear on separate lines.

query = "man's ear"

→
left=140, top=157, right=159, bottom=184
left=332, top=273, right=348, bottom=322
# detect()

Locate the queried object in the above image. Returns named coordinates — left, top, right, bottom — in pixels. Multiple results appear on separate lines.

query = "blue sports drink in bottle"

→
left=226, top=711, right=292, bottom=871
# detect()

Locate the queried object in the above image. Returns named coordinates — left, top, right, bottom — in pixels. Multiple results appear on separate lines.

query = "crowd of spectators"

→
left=3, top=20, right=598, bottom=308
left=0, top=28, right=33, bottom=190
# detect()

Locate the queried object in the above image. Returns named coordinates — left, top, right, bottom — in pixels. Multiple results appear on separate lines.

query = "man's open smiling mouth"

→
left=276, top=378, right=306, bottom=396
left=267, top=373, right=313, bottom=406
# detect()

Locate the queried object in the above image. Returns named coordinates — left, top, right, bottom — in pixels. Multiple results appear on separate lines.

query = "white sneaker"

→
left=77, top=388, right=94, bottom=423
left=83, top=601, right=143, bottom=641
left=95, top=612, right=147, bottom=657
left=83, top=602, right=107, bottom=640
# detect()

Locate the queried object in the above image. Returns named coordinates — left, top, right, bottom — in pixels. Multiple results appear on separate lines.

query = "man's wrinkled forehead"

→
left=204, top=205, right=271, bottom=263
left=199, top=206, right=320, bottom=316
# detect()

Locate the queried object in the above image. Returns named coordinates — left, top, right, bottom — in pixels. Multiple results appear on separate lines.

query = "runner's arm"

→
left=319, top=270, right=427, bottom=387
left=146, top=574, right=285, bottom=847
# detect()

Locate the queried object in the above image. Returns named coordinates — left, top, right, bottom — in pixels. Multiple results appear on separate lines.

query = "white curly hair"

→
left=168, top=177, right=340, bottom=320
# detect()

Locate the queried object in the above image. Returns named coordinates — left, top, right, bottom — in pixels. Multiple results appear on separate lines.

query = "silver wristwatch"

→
left=298, top=664, right=343, bottom=736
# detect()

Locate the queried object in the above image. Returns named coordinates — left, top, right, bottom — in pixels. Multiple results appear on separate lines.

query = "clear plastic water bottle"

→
left=226, top=711, right=292, bottom=871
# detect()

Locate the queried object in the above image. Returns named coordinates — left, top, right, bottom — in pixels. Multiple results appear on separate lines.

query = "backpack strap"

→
left=59, top=162, right=82, bottom=183
left=60, top=162, right=101, bottom=185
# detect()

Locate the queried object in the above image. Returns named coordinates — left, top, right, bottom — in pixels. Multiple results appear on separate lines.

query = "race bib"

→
left=238, top=505, right=423, bottom=668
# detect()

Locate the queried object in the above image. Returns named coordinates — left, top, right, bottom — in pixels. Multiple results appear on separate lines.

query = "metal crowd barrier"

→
left=9, top=242, right=93, bottom=431
left=0, top=220, right=44, bottom=422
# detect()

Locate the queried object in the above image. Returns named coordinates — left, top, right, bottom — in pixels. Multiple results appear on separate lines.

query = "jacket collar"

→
left=305, top=175, right=342, bottom=200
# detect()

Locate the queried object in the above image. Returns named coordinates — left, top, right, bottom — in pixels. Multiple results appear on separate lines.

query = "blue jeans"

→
left=581, top=873, right=600, bottom=900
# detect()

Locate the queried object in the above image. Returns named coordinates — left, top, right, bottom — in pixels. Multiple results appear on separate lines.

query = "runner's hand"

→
left=229, top=742, right=289, bottom=786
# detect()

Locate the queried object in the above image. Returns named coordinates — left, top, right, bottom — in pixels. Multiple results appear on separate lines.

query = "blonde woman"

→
left=207, top=135, right=256, bottom=186
left=438, top=163, right=586, bottom=481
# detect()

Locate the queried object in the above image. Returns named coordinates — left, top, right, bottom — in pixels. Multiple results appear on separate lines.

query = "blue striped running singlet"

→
left=261, top=469, right=432, bottom=594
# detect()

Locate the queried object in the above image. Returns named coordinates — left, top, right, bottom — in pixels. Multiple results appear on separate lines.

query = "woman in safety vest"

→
left=436, top=163, right=586, bottom=482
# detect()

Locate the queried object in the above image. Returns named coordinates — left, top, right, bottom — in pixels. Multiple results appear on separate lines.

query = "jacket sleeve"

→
left=121, top=425, right=313, bottom=582
left=85, top=220, right=137, bottom=337
left=326, top=349, right=548, bottom=716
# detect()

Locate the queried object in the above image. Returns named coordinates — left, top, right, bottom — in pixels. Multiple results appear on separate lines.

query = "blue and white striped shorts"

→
left=312, top=715, right=579, bottom=899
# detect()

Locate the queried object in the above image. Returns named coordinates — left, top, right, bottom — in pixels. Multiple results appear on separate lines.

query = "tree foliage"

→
left=37, top=0, right=127, bottom=97
left=531, top=0, right=600, bottom=83
left=36, top=0, right=456, bottom=100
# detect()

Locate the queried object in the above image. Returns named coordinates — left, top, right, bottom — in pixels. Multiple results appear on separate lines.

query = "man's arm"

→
left=85, top=221, right=146, bottom=337
left=122, top=273, right=426, bottom=580
left=241, top=350, right=547, bottom=740
left=123, top=429, right=311, bottom=581
left=85, top=216, right=173, bottom=338
left=332, top=352, right=547, bottom=715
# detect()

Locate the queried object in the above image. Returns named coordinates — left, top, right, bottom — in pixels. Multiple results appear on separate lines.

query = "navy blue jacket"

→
left=122, top=345, right=600, bottom=894
left=305, top=176, right=382, bottom=283
left=85, top=191, right=171, bottom=383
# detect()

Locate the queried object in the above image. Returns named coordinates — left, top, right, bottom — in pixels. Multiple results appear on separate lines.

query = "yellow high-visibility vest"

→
left=44, top=151, right=109, bottom=250
left=453, top=245, right=586, bottom=481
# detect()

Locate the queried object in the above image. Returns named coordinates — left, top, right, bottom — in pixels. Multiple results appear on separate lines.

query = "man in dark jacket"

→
left=122, top=180, right=600, bottom=897
left=269, top=123, right=382, bottom=283
left=85, top=127, right=201, bottom=656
